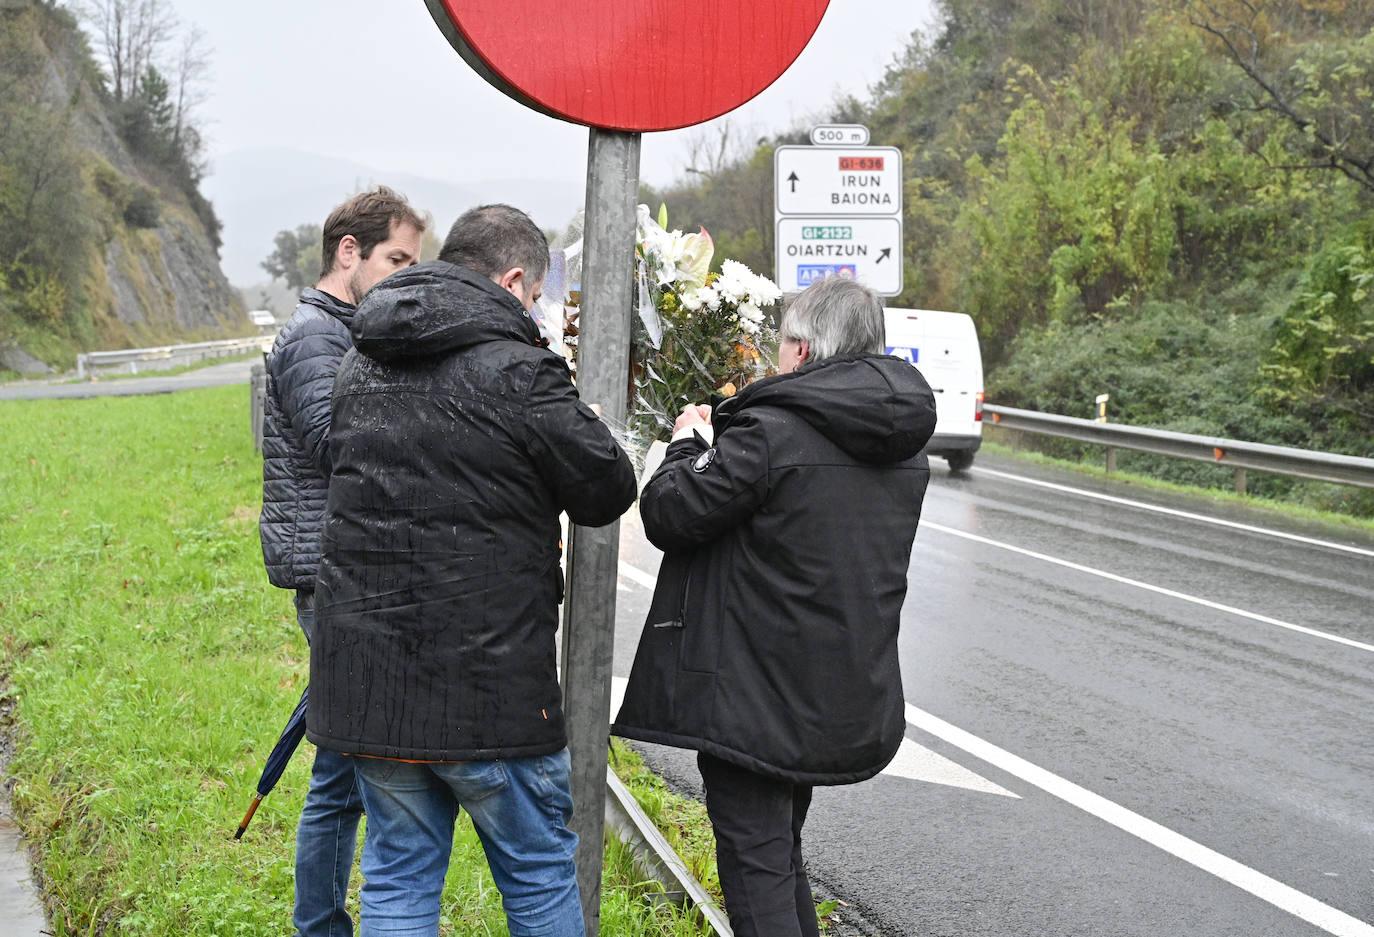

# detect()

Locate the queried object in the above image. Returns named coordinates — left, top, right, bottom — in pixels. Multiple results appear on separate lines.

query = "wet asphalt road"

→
left=610, top=451, right=1374, bottom=937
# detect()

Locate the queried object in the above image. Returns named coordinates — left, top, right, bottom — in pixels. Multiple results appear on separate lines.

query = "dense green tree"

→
left=642, top=0, right=1373, bottom=512
left=261, top=224, right=323, bottom=292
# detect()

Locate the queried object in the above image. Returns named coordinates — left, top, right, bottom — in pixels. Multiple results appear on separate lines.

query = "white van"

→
left=883, top=308, right=984, bottom=471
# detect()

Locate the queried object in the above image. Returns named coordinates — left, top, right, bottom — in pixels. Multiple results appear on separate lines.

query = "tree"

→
left=82, top=0, right=176, bottom=102
left=1188, top=0, right=1374, bottom=193
left=262, top=224, right=323, bottom=291
left=171, top=26, right=210, bottom=163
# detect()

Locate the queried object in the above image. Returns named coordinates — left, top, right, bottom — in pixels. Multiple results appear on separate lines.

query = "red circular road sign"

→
left=424, top=0, right=831, bottom=132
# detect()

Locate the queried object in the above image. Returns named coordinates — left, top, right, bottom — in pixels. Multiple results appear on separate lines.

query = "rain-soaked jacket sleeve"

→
left=522, top=354, right=637, bottom=527
left=639, top=411, right=771, bottom=553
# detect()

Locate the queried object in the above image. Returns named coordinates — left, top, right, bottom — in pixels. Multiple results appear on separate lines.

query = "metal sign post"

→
left=560, top=128, right=641, bottom=933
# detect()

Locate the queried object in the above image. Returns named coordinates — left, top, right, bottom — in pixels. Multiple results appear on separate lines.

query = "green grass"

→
left=609, top=742, right=841, bottom=934
left=981, top=429, right=1374, bottom=538
left=0, top=385, right=708, bottom=936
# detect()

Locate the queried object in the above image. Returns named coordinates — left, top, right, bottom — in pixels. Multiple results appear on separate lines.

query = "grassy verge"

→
left=0, top=386, right=705, bottom=936
left=981, top=429, right=1374, bottom=538
left=609, top=742, right=841, bottom=934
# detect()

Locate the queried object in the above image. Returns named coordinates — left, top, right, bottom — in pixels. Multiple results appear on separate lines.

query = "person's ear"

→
left=498, top=267, right=525, bottom=295
left=798, top=339, right=811, bottom=365
left=335, top=234, right=360, bottom=272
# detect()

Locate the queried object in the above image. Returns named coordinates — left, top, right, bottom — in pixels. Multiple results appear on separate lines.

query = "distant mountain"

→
left=204, top=147, right=584, bottom=285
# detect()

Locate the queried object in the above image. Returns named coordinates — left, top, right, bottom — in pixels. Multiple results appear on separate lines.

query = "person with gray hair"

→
left=614, top=274, right=938, bottom=937
left=309, top=203, right=636, bottom=936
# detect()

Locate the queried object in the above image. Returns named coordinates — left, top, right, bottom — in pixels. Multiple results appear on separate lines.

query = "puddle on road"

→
left=0, top=816, right=46, bottom=936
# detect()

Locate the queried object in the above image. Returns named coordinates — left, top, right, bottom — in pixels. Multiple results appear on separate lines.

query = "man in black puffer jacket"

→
left=308, top=204, right=636, bottom=937
left=614, top=276, right=938, bottom=937
left=259, top=186, right=425, bottom=937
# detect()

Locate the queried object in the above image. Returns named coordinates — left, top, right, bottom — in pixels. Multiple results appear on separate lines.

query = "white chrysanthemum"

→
left=738, top=301, right=762, bottom=324
left=749, top=274, right=783, bottom=306
left=697, top=286, right=721, bottom=311
left=679, top=290, right=704, bottom=312
left=721, top=259, right=751, bottom=281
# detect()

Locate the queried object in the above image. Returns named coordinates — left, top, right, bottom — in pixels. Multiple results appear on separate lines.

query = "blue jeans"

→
left=352, top=750, right=584, bottom=937
left=294, top=591, right=364, bottom=937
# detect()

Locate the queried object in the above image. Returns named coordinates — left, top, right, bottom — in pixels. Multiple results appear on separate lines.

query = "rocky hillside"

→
left=0, top=0, right=242, bottom=376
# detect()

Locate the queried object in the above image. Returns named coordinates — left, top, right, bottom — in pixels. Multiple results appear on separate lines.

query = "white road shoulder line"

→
left=922, top=522, right=1374, bottom=654
left=971, top=466, right=1374, bottom=559
left=904, top=702, right=1374, bottom=937
left=610, top=677, right=1017, bottom=798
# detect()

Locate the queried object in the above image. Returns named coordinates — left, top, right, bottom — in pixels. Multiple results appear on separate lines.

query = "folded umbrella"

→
left=234, top=686, right=309, bottom=839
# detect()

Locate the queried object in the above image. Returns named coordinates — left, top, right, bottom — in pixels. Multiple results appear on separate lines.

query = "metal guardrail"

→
left=77, top=336, right=272, bottom=379
left=605, top=768, right=732, bottom=934
left=984, top=404, right=1374, bottom=493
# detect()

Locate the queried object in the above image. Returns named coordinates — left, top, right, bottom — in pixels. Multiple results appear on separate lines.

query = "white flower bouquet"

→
left=631, top=204, right=783, bottom=439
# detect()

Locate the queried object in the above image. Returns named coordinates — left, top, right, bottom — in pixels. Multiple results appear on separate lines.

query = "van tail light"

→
left=975, top=391, right=984, bottom=422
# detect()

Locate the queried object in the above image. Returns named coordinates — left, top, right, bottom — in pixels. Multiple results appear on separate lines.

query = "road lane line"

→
left=618, top=562, right=658, bottom=591
left=922, top=522, right=1374, bottom=654
left=970, top=466, right=1374, bottom=559
left=610, top=676, right=1017, bottom=796
left=904, top=703, right=1374, bottom=937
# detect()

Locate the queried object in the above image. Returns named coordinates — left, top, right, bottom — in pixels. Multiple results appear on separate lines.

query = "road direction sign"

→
left=775, top=217, right=903, bottom=296
left=775, top=145, right=903, bottom=216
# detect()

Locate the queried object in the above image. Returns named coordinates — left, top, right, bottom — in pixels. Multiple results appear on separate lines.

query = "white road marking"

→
left=611, top=677, right=1017, bottom=797
left=904, top=703, right=1374, bottom=937
left=618, top=561, right=659, bottom=591
left=922, top=522, right=1374, bottom=655
left=884, top=736, right=1019, bottom=797
left=970, top=466, right=1374, bottom=559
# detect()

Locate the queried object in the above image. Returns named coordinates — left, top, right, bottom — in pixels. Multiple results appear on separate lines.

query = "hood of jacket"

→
left=298, top=287, right=356, bottom=326
left=349, top=261, right=541, bottom=361
left=717, top=353, right=937, bottom=464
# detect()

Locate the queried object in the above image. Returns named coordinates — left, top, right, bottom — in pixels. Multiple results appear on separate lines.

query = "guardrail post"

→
left=1234, top=467, right=1247, bottom=496
left=1105, top=446, right=1117, bottom=474
left=250, top=363, right=266, bottom=453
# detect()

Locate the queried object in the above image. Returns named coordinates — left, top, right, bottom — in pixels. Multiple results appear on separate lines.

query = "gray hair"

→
left=439, top=204, right=549, bottom=283
left=779, top=276, right=886, bottom=361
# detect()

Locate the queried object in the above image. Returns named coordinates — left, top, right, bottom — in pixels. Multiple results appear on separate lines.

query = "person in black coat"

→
left=257, top=186, right=425, bottom=937
left=308, top=205, right=636, bottom=937
left=613, top=276, right=937, bottom=937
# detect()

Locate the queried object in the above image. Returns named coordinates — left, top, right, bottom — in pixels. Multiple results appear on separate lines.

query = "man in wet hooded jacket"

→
left=308, top=204, right=637, bottom=937
left=614, top=276, right=938, bottom=937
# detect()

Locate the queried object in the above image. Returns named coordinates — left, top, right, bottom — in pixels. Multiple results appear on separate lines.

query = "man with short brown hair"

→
left=259, top=186, right=424, bottom=937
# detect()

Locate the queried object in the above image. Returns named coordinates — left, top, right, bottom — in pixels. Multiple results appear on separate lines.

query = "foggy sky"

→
left=176, top=1, right=937, bottom=187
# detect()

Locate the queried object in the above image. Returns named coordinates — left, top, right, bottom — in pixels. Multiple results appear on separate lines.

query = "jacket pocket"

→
left=678, top=549, right=726, bottom=674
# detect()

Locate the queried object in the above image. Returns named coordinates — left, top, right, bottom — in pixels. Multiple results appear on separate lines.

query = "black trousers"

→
left=698, top=752, right=821, bottom=937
